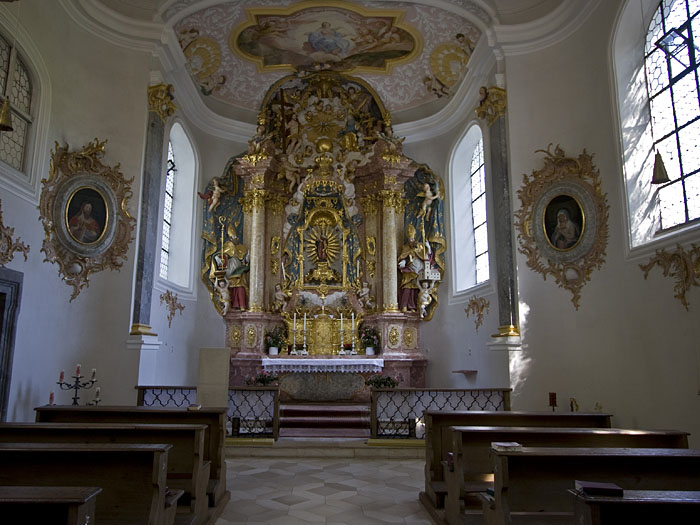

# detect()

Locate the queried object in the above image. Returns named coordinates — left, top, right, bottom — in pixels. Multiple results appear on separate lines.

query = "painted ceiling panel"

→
left=173, top=1, right=481, bottom=117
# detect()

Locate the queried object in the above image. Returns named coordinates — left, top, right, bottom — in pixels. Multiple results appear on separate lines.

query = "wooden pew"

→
left=0, top=442, right=182, bottom=525
left=34, top=405, right=229, bottom=510
left=444, top=426, right=689, bottom=525
left=481, top=447, right=700, bottom=525
left=0, top=422, right=210, bottom=525
left=0, top=486, right=102, bottom=525
left=570, top=489, right=700, bottom=524
left=422, top=411, right=612, bottom=512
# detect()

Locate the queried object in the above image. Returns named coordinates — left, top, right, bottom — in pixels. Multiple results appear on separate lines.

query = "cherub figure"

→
left=418, top=280, right=435, bottom=319
left=358, top=281, right=376, bottom=309
left=198, top=179, right=225, bottom=213
left=215, top=277, right=230, bottom=316
left=418, top=182, right=439, bottom=219
left=272, top=283, right=289, bottom=312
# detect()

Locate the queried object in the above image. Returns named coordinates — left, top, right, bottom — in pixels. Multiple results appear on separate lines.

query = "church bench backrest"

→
left=423, top=411, right=612, bottom=507
left=34, top=405, right=228, bottom=507
left=486, top=447, right=700, bottom=525
left=444, top=426, right=690, bottom=525
left=0, top=442, right=175, bottom=525
left=0, top=486, right=102, bottom=525
left=0, top=422, right=208, bottom=524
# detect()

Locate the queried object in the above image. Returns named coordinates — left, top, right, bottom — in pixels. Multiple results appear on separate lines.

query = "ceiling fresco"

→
left=173, top=0, right=481, bottom=118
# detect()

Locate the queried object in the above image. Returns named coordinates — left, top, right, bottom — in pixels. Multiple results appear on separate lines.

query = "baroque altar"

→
left=200, top=69, right=446, bottom=401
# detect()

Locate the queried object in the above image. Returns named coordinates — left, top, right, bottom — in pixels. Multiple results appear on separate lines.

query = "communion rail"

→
left=370, top=387, right=512, bottom=438
left=135, top=385, right=280, bottom=440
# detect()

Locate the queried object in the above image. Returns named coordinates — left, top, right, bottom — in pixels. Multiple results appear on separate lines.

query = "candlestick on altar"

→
left=351, top=313, right=357, bottom=354
left=59, top=370, right=64, bottom=383
left=301, top=314, right=308, bottom=355
left=49, top=391, right=54, bottom=405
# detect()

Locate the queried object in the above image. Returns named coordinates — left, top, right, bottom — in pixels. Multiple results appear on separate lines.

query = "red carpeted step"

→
left=279, top=403, right=371, bottom=438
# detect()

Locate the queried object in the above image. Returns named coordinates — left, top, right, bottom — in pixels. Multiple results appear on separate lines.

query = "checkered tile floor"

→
left=216, top=457, right=433, bottom=524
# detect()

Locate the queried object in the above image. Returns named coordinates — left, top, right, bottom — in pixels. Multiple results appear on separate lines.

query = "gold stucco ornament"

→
left=514, top=145, right=609, bottom=309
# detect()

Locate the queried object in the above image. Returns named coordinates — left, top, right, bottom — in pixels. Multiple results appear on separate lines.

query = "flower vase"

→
left=269, top=346, right=279, bottom=356
left=365, top=346, right=375, bottom=356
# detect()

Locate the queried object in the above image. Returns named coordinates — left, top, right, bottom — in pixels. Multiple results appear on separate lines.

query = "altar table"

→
left=261, top=357, right=384, bottom=374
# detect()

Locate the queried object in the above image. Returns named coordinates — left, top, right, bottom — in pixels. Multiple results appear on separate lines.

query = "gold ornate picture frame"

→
left=39, top=139, right=135, bottom=301
left=515, top=145, right=609, bottom=309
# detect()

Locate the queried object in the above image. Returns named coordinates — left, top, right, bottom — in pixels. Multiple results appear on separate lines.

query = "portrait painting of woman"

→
left=544, top=194, right=584, bottom=251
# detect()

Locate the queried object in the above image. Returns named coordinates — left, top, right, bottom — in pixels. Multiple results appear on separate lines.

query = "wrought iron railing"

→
left=135, top=385, right=197, bottom=408
left=135, top=385, right=280, bottom=440
left=370, top=388, right=511, bottom=438
left=227, top=386, right=279, bottom=440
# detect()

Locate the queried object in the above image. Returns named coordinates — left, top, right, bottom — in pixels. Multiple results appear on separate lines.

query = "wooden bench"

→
left=0, top=486, right=102, bottom=525
left=422, top=411, right=612, bottom=513
left=570, top=489, right=700, bottom=524
left=0, top=422, right=210, bottom=525
left=0, top=442, right=182, bottom=525
left=34, top=405, right=229, bottom=510
left=444, top=426, right=689, bottom=525
left=481, top=447, right=700, bottom=525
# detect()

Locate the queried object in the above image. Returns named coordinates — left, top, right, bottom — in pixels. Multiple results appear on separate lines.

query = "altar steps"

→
left=279, top=403, right=371, bottom=438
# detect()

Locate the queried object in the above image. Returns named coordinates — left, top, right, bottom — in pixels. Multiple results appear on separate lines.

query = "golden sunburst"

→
left=305, top=224, right=341, bottom=265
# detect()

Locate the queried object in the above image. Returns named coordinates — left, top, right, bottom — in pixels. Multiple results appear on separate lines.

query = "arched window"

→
left=157, top=122, right=197, bottom=293
left=450, top=124, right=490, bottom=297
left=0, top=31, right=32, bottom=173
left=645, top=0, right=700, bottom=230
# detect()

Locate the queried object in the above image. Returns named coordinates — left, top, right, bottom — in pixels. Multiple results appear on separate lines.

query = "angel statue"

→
left=418, top=280, right=435, bottom=319
left=198, top=179, right=224, bottom=213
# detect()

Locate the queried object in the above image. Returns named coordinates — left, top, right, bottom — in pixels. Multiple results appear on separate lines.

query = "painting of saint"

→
left=66, top=187, right=107, bottom=244
left=544, top=195, right=584, bottom=251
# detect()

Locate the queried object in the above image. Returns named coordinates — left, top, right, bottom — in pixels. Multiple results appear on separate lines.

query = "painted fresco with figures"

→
left=200, top=68, right=445, bottom=399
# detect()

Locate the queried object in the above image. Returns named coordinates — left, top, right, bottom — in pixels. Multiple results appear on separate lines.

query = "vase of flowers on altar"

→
left=359, top=325, right=380, bottom=355
left=264, top=325, right=286, bottom=356
left=245, top=371, right=279, bottom=386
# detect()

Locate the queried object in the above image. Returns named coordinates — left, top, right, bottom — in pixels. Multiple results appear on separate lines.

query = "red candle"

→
left=49, top=392, right=54, bottom=405
left=76, top=364, right=81, bottom=376
left=59, top=370, right=64, bottom=383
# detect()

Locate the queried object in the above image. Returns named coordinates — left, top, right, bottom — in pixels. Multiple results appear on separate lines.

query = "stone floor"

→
left=216, top=456, right=433, bottom=524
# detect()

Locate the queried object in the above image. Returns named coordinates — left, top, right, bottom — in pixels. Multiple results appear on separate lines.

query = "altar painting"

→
left=232, top=2, right=420, bottom=73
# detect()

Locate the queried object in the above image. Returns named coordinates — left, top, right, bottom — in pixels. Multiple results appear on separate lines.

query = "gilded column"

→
left=131, top=83, right=176, bottom=335
left=476, top=86, right=519, bottom=336
left=241, top=189, right=267, bottom=311
left=380, top=190, right=402, bottom=311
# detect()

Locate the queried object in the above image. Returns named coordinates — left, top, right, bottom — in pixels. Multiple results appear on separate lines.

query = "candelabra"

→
left=57, top=368, right=99, bottom=406
left=290, top=325, right=298, bottom=355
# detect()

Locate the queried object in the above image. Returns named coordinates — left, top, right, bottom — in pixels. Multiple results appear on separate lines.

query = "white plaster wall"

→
left=2, top=2, right=150, bottom=419
left=504, top=1, right=700, bottom=446
left=147, top=120, right=247, bottom=385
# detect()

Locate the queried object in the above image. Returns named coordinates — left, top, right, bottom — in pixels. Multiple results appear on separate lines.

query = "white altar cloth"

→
left=261, top=357, right=384, bottom=374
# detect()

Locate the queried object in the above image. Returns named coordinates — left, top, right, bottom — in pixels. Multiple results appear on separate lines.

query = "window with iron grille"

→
left=0, top=32, right=32, bottom=172
left=451, top=124, right=490, bottom=295
left=160, top=141, right=175, bottom=279
left=470, top=139, right=489, bottom=285
left=645, top=0, right=700, bottom=230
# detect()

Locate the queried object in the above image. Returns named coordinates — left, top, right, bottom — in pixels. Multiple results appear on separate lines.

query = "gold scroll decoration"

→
left=639, top=243, right=700, bottom=310
left=475, top=86, right=506, bottom=126
left=148, top=84, right=176, bottom=123
left=465, top=296, right=490, bottom=332
left=0, top=199, right=30, bottom=267
left=160, top=290, right=185, bottom=328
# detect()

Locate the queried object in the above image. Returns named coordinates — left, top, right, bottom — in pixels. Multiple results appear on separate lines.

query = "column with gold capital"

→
left=241, top=188, right=267, bottom=311
left=380, top=189, right=403, bottom=311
